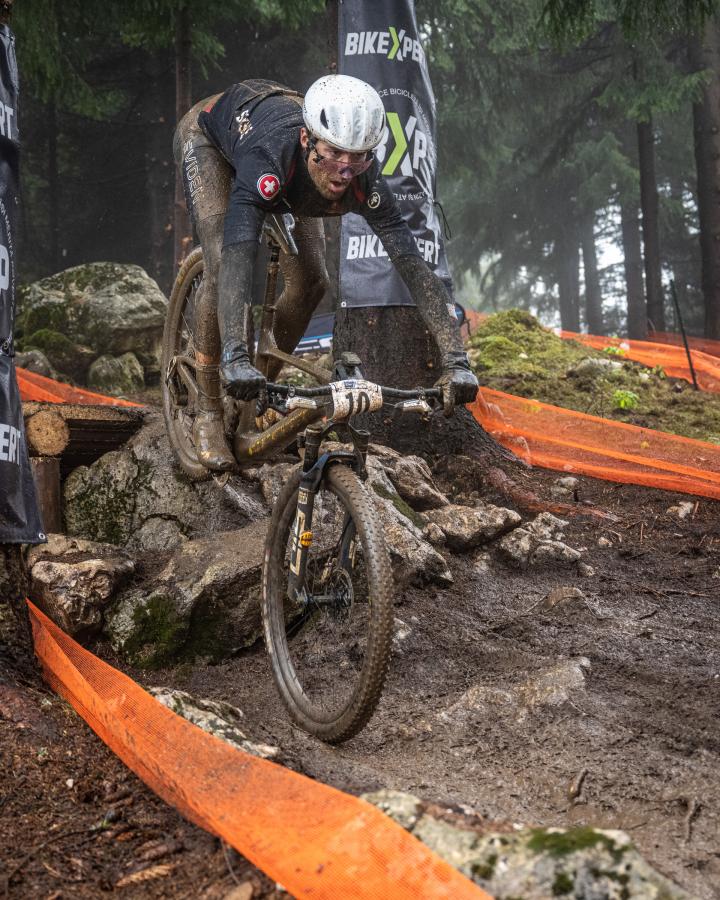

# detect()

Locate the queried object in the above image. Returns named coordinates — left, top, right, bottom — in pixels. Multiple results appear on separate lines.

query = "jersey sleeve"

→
left=222, top=147, right=291, bottom=247
left=357, top=170, right=421, bottom=261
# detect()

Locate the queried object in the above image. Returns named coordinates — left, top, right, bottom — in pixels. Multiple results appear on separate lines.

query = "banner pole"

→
left=670, top=278, right=699, bottom=391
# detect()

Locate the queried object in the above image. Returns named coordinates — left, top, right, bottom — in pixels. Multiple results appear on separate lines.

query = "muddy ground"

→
left=2, top=462, right=719, bottom=899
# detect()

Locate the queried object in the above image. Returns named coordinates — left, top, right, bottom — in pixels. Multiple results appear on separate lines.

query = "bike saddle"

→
left=263, top=212, right=298, bottom=256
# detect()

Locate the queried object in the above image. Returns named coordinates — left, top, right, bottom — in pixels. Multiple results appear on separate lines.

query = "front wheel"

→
left=262, top=464, right=393, bottom=743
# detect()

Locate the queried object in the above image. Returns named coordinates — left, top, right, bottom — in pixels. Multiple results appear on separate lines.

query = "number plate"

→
left=329, top=379, right=383, bottom=418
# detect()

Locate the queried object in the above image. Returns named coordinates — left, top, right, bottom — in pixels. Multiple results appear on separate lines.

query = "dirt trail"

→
left=145, top=469, right=720, bottom=900
left=2, top=467, right=719, bottom=898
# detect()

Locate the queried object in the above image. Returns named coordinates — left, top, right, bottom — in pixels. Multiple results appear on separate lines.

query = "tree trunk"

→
left=580, top=211, right=603, bottom=334
left=143, top=51, right=174, bottom=291
left=174, top=6, right=192, bottom=272
left=555, top=223, right=581, bottom=331
left=333, top=306, right=503, bottom=459
left=0, top=545, right=34, bottom=677
left=47, top=100, right=60, bottom=274
left=637, top=117, right=665, bottom=331
left=620, top=198, right=647, bottom=339
left=690, top=20, right=720, bottom=340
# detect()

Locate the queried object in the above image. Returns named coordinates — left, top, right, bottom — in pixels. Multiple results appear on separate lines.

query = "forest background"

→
left=13, top=0, right=720, bottom=341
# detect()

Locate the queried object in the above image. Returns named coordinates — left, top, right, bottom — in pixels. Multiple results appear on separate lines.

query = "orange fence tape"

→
left=559, top=331, right=720, bottom=393
left=28, top=602, right=489, bottom=900
left=472, top=388, right=720, bottom=500
left=17, top=367, right=142, bottom=407
left=649, top=331, right=720, bottom=359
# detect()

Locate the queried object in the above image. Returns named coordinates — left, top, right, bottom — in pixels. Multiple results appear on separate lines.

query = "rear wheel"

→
left=161, top=247, right=209, bottom=481
left=262, top=464, right=393, bottom=743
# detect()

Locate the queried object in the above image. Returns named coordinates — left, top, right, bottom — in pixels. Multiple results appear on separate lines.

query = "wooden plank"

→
left=31, top=457, right=62, bottom=534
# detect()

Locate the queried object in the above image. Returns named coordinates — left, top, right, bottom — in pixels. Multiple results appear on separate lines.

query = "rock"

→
left=393, top=617, right=412, bottom=653
left=27, top=534, right=134, bottom=637
left=361, top=789, right=422, bottom=830
left=577, top=562, right=596, bottom=577
left=473, top=551, right=492, bottom=574
left=597, top=536, right=613, bottom=548
left=527, top=512, right=568, bottom=540
left=666, top=501, right=695, bottom=520
left=104, top=520, right=267, bottom=667
left=18, top=262, right=168, bottom=377
left=223, top=884, right=254, bottom=900
left=423, top=522, right=446, bottom=545
left=357, top=793, right=689, bottom=897
left=256, top=461, right=298, bottom=508
left=550, top=475, right=579, bottom=499
left=441, top=658, right=590, bottom=724
left=570, top=357, right=623, bottom=377
left=148, top=688, right=278, bottom=759
left=87, top=352, right=144, bottom=397
left=14, top=349, right=57, bottom=379
left=530, top=540, right=582, bottom=566
left=63, top=414, right=266, bottom=548
left=365, top=456, right=453, bottom=586
left=429, top=502, right=521, bottom=552
left=21, top=329, right=95, bottom=381
left=497, top=528, right=581, bottom=569
left=385, top=455, right=449, bottom=510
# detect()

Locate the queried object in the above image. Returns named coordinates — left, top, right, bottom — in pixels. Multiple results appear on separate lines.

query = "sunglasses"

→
left=308, top=138, right=374, bottom=178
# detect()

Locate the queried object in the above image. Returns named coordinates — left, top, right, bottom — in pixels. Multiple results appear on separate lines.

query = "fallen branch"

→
left=683, top=798, right=700, bottom=843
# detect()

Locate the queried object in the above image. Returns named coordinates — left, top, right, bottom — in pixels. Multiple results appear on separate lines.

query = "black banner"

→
left=0, top=23, right=44, bottom=544
left=338, top=0, right=452, bottom=308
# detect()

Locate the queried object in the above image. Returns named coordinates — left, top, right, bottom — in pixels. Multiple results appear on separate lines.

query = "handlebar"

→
left=266, top=382, right=442, bottom=401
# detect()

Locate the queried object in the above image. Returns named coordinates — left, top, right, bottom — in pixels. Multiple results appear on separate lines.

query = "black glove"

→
left=434, top=351, right=479, bottom=417
left=220, top=341, right=266, bottom=401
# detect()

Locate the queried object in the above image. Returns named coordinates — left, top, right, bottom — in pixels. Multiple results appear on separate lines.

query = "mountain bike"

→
left=161, top=214, right=442, bottom=741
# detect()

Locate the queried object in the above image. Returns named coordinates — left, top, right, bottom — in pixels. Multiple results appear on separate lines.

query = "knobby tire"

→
left=262, top=464, right=394, bottom=743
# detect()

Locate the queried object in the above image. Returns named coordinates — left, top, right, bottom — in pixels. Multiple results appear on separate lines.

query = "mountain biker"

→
left=173, top=74, right=478, bottom=471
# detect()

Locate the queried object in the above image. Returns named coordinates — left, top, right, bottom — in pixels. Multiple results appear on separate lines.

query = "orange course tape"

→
left=27, top=602, right=490, bottom=900
left=16, top=366, right=142, bottom=407
left=471, top=388, right=720, bottom=501
left=560, top=331, right=720, bottom=394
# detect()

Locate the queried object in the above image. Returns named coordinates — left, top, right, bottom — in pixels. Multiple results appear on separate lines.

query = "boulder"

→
left=360, top=792, right=687, bottom=898
left=428, top=502, right=521, bottom=552
left=14, top=349, right=57, bottom=379
left=63, top=414, right=266, bottom=549
left=27, top=534, right=134, bottom=637
left=148, top=688, right=279, bottom=759
left=104, top=520, right=267, bottom=667
left=87, top=352, right=144, bottom=396
left=365, top=456, right=453, bottom=586
left=18, top=262, right=168, bottom=376
left=21, top=329, right=95, bottom=381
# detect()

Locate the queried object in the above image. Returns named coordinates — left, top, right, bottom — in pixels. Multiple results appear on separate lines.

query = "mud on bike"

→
left=161, top=213, right=442, bottom=742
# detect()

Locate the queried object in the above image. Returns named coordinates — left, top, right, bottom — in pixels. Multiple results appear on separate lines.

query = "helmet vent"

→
left=320, top=109, right=328, bottom=128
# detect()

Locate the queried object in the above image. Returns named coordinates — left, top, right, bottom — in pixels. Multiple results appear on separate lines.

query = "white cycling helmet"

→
left=303, top=74, right=385, bottom=153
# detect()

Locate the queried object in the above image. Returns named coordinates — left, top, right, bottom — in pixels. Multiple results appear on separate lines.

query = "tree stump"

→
left=333, top=305, right=507, bottom=460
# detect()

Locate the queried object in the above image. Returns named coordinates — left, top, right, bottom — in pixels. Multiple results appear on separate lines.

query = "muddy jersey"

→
left=198, top=79, right=420, bottom=259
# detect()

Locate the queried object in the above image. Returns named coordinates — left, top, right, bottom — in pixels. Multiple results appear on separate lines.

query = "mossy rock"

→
left=17, top=262, right=167, bottom=374
left=23, top=328, right=95, bottom=381
left=87, top=352, right=144, bottom=397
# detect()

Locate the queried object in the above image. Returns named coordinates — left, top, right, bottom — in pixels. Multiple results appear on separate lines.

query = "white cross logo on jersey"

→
left=257, top=173, right=281, bottom=199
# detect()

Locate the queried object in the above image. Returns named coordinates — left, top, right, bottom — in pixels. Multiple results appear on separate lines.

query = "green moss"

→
left=372, top=481, right=426, bottom=529
left=471, top=853, right=497, bottom=881
left=123, top=593, right=188, bottom=669
left=470, top=308, right=720, bottom=442
left=528, top=827, right=622, bottom=860
left=552, top=871, right=574, bottom=895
